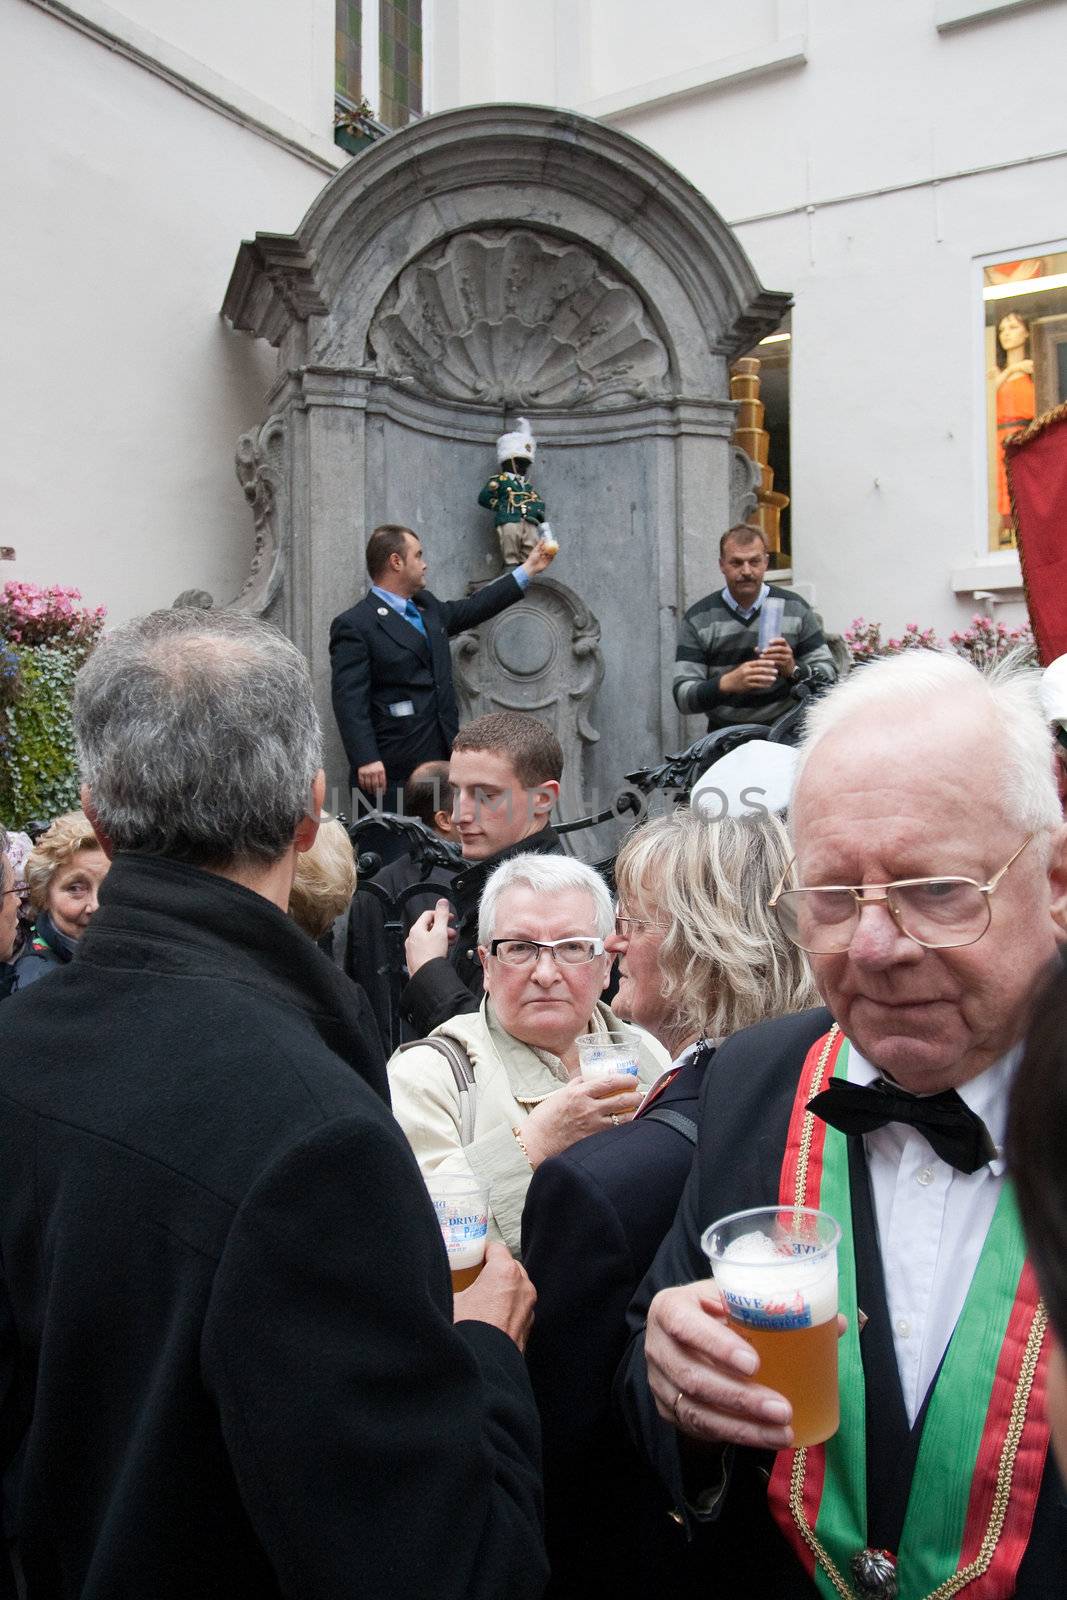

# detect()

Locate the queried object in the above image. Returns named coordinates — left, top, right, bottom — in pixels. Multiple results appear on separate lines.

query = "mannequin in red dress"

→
left=990, top=311, right=1035, bottom=544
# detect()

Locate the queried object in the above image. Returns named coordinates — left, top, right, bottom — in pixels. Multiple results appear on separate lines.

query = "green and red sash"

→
left=767, top=1026, right=1050, bottom=1600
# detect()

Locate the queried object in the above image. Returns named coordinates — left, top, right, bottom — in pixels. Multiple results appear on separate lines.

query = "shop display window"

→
left=984, top=251, right=1067, bottom=549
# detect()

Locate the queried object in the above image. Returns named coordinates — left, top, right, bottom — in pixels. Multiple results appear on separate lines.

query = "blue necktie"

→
left=404, top=600, right=427, bottom=639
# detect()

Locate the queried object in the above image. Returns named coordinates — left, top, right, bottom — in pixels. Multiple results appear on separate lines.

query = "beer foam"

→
left=433, top=1203, right=488, bottom=1271
left=444, top=1234, right=485, bottom=1271
left=724, top=1230, right=782, bottom=1264
left=714, top=1230, right=838, bottom=1329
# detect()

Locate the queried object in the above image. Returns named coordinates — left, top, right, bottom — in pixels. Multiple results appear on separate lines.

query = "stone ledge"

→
left=578, top=34, right=808, bottom=122
left=935, top=0, right=1060, bottom=31
left=950, top=553, right=1024, bottom=594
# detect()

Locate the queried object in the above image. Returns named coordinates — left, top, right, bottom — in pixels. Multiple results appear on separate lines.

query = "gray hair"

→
left=794, top=650, right=1061, bottom=835
left=478, top=853, right=614, bottom=945
left=74, top=609, right=323, bottom=868
left=614, top=809, right=818, bottom=1041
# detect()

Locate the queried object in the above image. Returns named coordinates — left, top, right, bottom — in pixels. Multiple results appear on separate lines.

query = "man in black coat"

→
left=0, top=608, right=547, bottom=1600
left=399, top=711, right=565, bottom=1037
left=329, top=523, right=555, bottom=810
left=345, top=761, right=461, bottom=1050
left=618, top=653, right=1067, bottom=1598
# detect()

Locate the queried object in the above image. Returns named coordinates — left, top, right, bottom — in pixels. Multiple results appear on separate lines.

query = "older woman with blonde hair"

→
left=18, top=811, right=110, bottom=987
left=288, top=817, right=358, bottom=945
left=610, top=806, right=815, bottom=1055
left=520, top=809, right=818, bottom=1600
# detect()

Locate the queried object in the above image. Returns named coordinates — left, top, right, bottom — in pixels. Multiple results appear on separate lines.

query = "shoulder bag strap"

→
left=395, top=1037, right=477, bottom=1146
left=640, top=1106, right=698, bottom=1145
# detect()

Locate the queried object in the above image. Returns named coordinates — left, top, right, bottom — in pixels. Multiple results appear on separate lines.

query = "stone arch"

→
left=220, top=103, right=787, bottom=814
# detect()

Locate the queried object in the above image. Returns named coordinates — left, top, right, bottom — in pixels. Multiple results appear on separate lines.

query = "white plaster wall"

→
left=2, top=1, right=335, bottom=624
left=427, top=0, right=1067, bottom=639
left=103, top=0, right=336, bottom=138
left=585, top=0, right=778, bottom=101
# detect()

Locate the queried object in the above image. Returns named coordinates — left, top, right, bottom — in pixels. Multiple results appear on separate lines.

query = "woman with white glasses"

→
left=387, top=854, right=668, bottom=1254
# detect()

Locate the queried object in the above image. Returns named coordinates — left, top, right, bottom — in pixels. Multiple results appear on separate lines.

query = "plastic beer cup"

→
left=757, top=596, right=786, bottom=653
left=701, top=1205, right=842, bottom=1446
left=425, top=1174, right=490, bottom=1292
left=576, top=1031, right=641, bottom=1090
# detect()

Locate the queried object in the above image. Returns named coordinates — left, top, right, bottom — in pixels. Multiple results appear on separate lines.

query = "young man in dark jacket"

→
left=401, top=710, right=565, bottom=1037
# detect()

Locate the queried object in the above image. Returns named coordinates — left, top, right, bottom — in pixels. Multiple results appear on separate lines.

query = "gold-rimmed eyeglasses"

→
left=613, top=911, right=668, bottom=939
left=768, top=836, right=1034, bottom=954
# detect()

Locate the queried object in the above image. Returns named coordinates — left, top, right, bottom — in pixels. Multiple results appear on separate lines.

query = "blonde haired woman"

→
left=19, top=812, right=109, bottom=988
left=288, top=817, right=358, bottom=944
left=610, top=806, right=815, bottom=1053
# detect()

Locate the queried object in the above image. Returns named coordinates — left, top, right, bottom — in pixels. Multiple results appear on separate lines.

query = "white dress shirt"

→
left=846, top=1044, right=1016, bottom=1425
left=720, top=581, right=770, bottom=621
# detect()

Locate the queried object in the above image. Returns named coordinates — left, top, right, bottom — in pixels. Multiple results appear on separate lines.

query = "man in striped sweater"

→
left=672, top=525, right=838, bottom=736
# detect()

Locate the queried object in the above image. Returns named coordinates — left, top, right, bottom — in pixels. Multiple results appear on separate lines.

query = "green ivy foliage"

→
left=0, top=646, right=82, bottom=829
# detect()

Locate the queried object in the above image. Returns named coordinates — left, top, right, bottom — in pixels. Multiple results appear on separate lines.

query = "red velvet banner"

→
left=1005, top=404, right=1067, bottom=665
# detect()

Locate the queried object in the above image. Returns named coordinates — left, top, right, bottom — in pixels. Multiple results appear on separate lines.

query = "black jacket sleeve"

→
left=401, top=955, right=480, bottom=1036
left=1, top=1280, right=21, bottom=1600
left=615, top=1009, right=832, bottom=1525
left=438, top=573, right=525, bottom=638
left=522, top=1147, right=640, bottom=1454
left=202, top=1113, right=547, bottom=1600
left=329, top=615, right=379, bottom=772
left=614, top=1113, right=715, bottom=1519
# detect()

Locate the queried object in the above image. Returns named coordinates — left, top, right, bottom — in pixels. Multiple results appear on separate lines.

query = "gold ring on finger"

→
left=672, top=1388, right=685, bottom=1425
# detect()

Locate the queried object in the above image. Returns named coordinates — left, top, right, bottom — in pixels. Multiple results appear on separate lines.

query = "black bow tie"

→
left=806, top=1077, right=999, bottom=1175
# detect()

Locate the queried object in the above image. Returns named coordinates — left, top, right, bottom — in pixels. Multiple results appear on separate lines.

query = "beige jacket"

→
left=387, top=999, right=668, bottom=1255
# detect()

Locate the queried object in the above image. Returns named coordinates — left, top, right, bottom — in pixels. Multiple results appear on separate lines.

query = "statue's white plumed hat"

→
left=496, top=417, right=537, bottom=463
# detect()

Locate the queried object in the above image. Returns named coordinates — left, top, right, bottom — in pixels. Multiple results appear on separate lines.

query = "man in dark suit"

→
left=619, top=652, right=1067, bottom=1597
left=330, top=523, right=555, bottom=813
left=0, top=608, right=547, bottom=1598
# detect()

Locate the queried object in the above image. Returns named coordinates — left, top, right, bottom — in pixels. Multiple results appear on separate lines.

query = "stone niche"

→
left=218, top=104, right=789, bottom=827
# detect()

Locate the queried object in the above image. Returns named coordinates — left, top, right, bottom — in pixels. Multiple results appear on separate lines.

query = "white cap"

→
left=496, top=417, right=536, bottom=464
left=1039, top=654, right=1067, bottom=730
left=690, top=740, right=798, bottom=819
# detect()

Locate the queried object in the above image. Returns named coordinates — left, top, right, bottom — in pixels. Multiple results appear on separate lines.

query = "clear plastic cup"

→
left=425, top=1174, right=490, bottom=1292
left=702, top=1205, right=841, bottom=1446
left=757, top=596, right=786, bottom=652
left=576, top=1031, right=641, bottom=1086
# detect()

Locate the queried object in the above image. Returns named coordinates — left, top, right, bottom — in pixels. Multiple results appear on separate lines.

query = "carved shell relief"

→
left=367, top=229, right=671, bottom=408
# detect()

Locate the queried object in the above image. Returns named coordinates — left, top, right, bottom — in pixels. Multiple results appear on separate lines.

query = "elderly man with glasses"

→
left=619, top=651, right=1067, bottom=1599
left=388, top=854, right=667, bottom=1256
